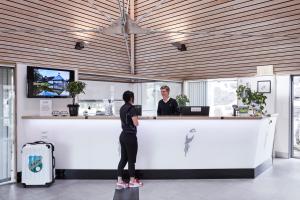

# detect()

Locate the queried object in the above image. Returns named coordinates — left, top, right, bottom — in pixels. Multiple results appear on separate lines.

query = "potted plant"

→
left=66, top=81, right=86, bottom=116
left=251, top=91, right=267, bottom=116
left=236, top=85, right=251, bottom=114
left=176, top=94, right=190, bottom=107
left=236, top=85, right=267, bottom=116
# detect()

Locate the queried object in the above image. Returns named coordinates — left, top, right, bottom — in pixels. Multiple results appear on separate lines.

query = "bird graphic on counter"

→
left=184, top=128, right=196, bottom=157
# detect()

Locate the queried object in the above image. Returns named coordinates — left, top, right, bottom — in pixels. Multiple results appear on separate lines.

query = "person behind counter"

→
left=157, top=85, right=180, bottom=116
left=116, top=91, right=143, bottom=189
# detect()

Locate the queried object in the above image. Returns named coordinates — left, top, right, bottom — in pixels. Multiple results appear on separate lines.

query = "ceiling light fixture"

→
left=172, top=42, right=187, bottom=51
left=75, top=41, right=86, bottom=50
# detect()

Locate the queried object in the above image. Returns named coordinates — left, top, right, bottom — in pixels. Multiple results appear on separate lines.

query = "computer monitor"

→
left=179, top=106, right=210, bottom=116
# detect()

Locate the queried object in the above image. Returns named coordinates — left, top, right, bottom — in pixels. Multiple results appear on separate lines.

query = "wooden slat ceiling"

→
left=135, top=0, right=300, bottom=80
left=0, top=0, right=299, bottom=80
left=0, top=0, right=131, bottom=76
left=79, top=74, right=180, bottom=83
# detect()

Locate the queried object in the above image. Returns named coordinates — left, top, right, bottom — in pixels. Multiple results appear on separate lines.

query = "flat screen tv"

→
left=27, top=66, right=75, bottom=98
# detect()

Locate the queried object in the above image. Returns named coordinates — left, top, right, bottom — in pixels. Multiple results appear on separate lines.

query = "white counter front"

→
left=19, top=115, right=278, bottom=179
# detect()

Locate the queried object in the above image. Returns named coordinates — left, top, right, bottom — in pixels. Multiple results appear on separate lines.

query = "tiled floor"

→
left=113, top=187, right=139, bottom=200
left=1, top=159, right=300, bottom=200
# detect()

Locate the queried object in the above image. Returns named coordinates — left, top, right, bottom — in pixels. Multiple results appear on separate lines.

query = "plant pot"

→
left=253, top=109, right=263, bottom=117
left=238, top=106, right=249, bottom=114
left=178, top=104, right=186, bottom=109
left=239, top=106, right=249, bottom=116
left=67, top=104, right=80, bottom=116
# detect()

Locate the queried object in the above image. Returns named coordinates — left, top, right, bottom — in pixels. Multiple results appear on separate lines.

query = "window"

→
left=207, top=79, right=238, bottom=116
left=78, top=81, right=182, bottom=117
left=187, top=79, right=238, bottom=116
left=292, top=76, right=300, bottom=158
left=140, top=82, right=182, bottom=116
left=0, top=66, right=15, bottom=184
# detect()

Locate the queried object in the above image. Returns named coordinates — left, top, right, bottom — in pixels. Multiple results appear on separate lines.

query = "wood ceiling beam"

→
left=130, top=0, right=135, bottom=74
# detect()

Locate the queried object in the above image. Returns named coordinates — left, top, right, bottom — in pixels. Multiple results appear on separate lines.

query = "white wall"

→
left=236, top=75, right=291, bottom=157
left=16, top=63, right=78, bottom=171
left=274, top=75, right=291, bottom=158
left=239, top=75, right=291, bottom=158
left=237, top=75, right=291, bottom=157
left=16, top=63, right=77, bottom=115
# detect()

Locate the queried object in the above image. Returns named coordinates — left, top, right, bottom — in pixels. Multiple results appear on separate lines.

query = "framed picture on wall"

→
left=257, top=80, right=271, bottom=93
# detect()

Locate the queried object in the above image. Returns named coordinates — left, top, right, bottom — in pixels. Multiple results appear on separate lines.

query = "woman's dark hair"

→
left=123, top=90, right=134, bottom=103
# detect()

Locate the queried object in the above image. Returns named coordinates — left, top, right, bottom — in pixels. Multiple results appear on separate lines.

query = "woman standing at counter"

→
left=116, top=91, right=143, bottom=189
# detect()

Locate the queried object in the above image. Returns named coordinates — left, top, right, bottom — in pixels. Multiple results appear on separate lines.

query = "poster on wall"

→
left=257, top=80, right=271, bottom=93
left=40, top=100, right=52, bottom=116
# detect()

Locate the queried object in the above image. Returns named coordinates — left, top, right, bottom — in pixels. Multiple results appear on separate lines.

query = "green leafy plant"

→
left=66, top=81, right=86, bottom=105
left=236, top=85, right=267, bottom=115
left=176, top=94, right=190, bottom=107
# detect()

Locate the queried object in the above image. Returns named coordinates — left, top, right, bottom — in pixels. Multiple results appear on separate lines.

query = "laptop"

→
left=179, top=106, right=210, bottom=116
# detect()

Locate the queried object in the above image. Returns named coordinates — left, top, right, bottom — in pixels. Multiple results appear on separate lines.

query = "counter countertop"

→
left=22, top=115, right=264, bottom=120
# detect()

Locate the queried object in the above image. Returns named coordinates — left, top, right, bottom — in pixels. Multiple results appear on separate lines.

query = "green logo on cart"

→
left=28, top=155, right=43, bottom=173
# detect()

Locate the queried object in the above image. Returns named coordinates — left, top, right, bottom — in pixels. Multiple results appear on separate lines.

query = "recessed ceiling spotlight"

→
left=75, top=41, right=87, bottom=50
left=171, top=42, right=187, bottom=51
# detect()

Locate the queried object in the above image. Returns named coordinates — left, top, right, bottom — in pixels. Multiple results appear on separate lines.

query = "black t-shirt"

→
left=157, top=98, right=180, bottom=116
left=120, top=103, right=138, bottom=134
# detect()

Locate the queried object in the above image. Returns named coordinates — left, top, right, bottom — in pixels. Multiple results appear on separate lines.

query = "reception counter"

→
left=20, top=115, right=278, bottom=179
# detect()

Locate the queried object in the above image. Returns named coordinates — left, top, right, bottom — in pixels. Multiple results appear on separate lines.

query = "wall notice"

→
left=40, top=100, right=52, bottom=116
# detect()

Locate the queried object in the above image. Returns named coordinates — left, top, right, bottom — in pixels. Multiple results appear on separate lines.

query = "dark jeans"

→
left=117, top=131, right=138, bottom=178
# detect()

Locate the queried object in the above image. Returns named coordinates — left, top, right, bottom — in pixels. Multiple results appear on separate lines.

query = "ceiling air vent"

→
left=257, top=65, right=274, bottom=76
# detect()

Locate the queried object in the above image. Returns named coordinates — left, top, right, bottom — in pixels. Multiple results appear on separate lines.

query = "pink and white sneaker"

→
left=129, top=179, right=143, bottom=188
left=116, top=181, right=128, bottom=189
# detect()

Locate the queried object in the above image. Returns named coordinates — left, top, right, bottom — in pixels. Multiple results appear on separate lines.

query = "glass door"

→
left=207, top=79, right=238, bottom=116
left=0, top=66, right=15, bottom=183
left=292, top=76, right=300, bottom=158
